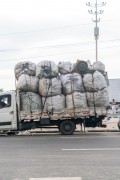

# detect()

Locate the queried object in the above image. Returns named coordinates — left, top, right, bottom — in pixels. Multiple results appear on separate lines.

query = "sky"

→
left=0, top=0, right=120, bottom=90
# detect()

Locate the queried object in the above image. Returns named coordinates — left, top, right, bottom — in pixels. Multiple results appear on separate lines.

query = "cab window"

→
left=0, top=95, right=11, bottom=109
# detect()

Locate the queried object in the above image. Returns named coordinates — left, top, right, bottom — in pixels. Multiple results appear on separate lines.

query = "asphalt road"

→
left=0, top=132, right=120, bottom=180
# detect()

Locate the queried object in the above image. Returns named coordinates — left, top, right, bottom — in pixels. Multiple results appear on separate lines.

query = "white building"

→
left=108, top=79, right=120, bottom=103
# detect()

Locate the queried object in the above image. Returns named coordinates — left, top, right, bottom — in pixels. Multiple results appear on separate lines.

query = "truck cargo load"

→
left=0, top=60, right=109, bottom=135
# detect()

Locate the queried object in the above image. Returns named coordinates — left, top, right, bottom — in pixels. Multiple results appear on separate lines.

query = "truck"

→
left=0, top=60, right=109, bottom=135
left=0, top=90, right=107, bottom=135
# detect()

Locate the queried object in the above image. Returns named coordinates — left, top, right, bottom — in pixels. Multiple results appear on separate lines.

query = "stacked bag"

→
left=14, top=60, right=109, bottom=112
left=58, top=60, right=109, bottom=109
left=83, top=61, right=109, bottom=107
left=36, top=60, right=65, bottom=111
left=14, top=61, right=41, bottom=112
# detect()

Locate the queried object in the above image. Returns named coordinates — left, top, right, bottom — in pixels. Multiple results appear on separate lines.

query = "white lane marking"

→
left=30, top=178, right=82, bottom=180
left=62, top=148, right=120, bottom=151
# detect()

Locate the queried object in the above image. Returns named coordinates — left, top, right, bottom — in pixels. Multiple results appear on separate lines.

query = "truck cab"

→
left=0, top=91, right=17, bottom=131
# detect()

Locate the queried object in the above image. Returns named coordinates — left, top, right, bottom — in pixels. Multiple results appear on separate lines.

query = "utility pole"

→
left=86, top=0, right=106, bottom=61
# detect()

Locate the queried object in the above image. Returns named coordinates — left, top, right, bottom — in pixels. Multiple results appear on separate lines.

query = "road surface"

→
left=0, top=132, right=120, bottom=180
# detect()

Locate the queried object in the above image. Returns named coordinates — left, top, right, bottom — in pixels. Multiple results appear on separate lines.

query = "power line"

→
left=0, top=41, right=95, bottom=52
left=0, top=18, right=119, bottom=36
left=1, top=44, right=120, bottom=62
left=0, top=23, right=92, bottom=36
left=0, top=38, right=120, bottom=52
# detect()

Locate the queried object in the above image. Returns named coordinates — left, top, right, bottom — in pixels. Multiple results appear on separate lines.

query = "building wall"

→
left=108, top=79, right=120, bottom=102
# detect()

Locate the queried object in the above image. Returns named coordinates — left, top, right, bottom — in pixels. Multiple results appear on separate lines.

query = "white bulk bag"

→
left=39, top=77, right=62, bottom=97
left=20, top=92, right=42, bottom=111
left=36, top=60, right=59, bottom=78
left=16, top=74, right=39, bottom=93
left=93, top=61, right=105, bottom=72
left=14, top=61, right=36, bottom=80
left=61, top=73, right=85, bottom=95
left=93, top=71, right=107, bottom=91
left=58, top=61, right=73, bottom=75
left=42, top=94, right=65, bottom=111
left=66, top=92, right=87, bottom=109
left=83, top=73, right=94, bottom=92
left=94, top=88, right=109, bottom=107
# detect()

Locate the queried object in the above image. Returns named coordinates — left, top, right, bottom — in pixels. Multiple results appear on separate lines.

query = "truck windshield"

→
left=0, top=94, right=11, bottom=109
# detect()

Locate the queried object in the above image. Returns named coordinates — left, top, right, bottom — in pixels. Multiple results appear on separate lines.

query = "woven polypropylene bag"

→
left=36, top=60, right=59, bottom=78
left=14, top=61, right=36, bottom=80
left=66, top=92, right=87, bottom=109
left=20, top=92, right=42, bottom=111
left=39, top=77, right=61, bottom=97
left=58, top=61, right=73, bottom=75
left=93, top=61, right=105, bottom=72
left=16, top=74, right=39, bottom=93
left=93, top=71, right=107, bottom=91
left=83, top=73, right=94, bottom=92
left=94, top=88, right=109, bottom=107
left=61, top=73, right=85, bottom=95
left=42, top=94, right=65, bottom=111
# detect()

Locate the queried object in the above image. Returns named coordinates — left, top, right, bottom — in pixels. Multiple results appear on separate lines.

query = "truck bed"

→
left=19, top=107, right=107, bottom=121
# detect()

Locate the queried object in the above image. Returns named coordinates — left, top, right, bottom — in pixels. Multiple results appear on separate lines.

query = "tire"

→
left=7, top=131, right=16, bottom=136
left=76, top=61, right=88, bottom=73
left=59, top=120, right=75, bottom=135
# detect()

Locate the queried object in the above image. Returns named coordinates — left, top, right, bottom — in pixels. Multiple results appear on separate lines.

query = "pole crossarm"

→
left=88, top=10, right=104, bottom=15
left=92, top=18, right=100, bottom=22
left=86, top=2, right=106, bottom=7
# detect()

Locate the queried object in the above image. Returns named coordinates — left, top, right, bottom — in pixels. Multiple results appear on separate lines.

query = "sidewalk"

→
left=87, top=116, right=120, bottom=132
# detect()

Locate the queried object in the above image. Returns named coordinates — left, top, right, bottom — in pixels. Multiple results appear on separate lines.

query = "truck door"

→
left=0, top=93, right=16, bottom=130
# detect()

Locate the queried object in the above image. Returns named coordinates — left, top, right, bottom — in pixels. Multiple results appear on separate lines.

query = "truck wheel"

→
left=59, top=121, right=75, bottom=135
left=7, top=131, right=16, bottom=136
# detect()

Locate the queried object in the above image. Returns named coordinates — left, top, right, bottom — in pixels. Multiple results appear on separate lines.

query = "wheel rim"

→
left=64, top=123, right=72, bottom=132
